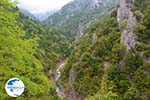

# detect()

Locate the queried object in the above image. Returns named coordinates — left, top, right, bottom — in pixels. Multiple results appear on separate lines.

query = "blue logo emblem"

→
left=5, top=78, right=25, bottom=97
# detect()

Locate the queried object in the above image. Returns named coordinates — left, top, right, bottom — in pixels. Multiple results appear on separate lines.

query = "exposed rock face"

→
left=78, top=23, right=84, bottom=37
left=104, top=61, right=111, bottom=73
left=117, top=0, right=150, bottom=65
left=144, top=58, right=150, bottom=64
left=121, top=11, right=138, bottom=50
left=92, top=33, right=98, bottom=44
left=117, top=0, right=138, bottom=50
left=68, top=68, right=84, bottom=100
left=69, top=68, right=76, bottom=85
left=93, top=0, right=104, bottom=7
left=117, top=0, right=129, bottom=24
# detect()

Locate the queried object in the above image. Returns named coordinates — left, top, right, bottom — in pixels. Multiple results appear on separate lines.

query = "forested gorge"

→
left=0, top=0, right=150, bottom=100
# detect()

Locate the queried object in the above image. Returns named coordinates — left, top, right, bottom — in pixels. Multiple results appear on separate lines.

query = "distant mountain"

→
left=33, top=11, right=56, bottom=22
left=18, top=7, right=38, bottom=21
left=44, top=0, right=118, bottom=37
left=17, top=7, right=56, bottom=22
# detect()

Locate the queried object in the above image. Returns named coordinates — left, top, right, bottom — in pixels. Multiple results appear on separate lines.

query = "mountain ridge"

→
left=44, top=0, right=118, bottom=37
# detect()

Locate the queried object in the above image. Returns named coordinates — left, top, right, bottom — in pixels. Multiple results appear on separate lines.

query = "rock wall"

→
left=117, top=0, right=138, bottom=50
left=117, top=0, right=150, bottom=64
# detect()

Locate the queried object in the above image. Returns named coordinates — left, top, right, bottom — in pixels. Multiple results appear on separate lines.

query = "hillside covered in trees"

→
left=0, top=0, right=70, bottom=99
left=60, top=0, right=150, bottom=100
left=0, top=0, right=149, bottom=100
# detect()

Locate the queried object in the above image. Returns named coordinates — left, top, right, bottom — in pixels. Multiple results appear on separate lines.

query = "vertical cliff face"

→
left=117, top=0, right=138, bottom=50
left=117, top=0, right=150, bottom=64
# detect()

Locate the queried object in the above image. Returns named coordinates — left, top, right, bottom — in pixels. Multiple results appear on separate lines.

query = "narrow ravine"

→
left=55, top=62, right=67, bottom=99
left=55, top=62, right=82, bottom=100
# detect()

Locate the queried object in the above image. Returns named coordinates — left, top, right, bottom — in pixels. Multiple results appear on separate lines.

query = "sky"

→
left=17, top=0, right=73, bottom=14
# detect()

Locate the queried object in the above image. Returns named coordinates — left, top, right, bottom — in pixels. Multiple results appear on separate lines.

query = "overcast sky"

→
left=17, top=0, right=73, bottom=14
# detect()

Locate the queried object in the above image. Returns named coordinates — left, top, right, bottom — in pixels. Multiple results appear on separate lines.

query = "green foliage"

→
left=85, top=91, right=121, bottom=100
left=134, top=11, right=142, bottom=21
left=120, top=19, right=127, bottom=30
left=45, top=0, right=118, bottom=38
left=60, top=15, right=122, bottom=98
left=1, top=0, right=149, bottom=100
left=123, top=51, right=143, bottom=76
left=134, top=0, right=150, bottom=44
left=0, top=1, right=61, bottom=99
left=134, top=23, right=150, bottom=43
left=60, top=1, right=150, bottom=99
left=17, top=13, right=72, bottom=72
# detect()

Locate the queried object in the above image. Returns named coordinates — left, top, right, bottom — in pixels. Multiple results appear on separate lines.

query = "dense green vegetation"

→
left=60, top=1, right=150, bottom=99
left=17, top=13, right=71, bottom=74
left=60, top=11, right=123, bottom=98
left=0, top=0, right=149, bottom=100
left=0, top=0, right=69, bottom=99
left=133, top=0, right=150, bottom=60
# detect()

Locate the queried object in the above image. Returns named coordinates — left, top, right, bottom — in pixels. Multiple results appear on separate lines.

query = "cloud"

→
left=17, top=0, right=73, bottom=14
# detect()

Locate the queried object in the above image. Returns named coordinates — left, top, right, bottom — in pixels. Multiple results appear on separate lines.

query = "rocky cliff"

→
left=117, top=0, right=150, bottom=63
left=117, top=0, right=138, bottom=50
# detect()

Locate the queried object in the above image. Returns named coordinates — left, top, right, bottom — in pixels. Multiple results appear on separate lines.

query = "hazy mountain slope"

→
left=44, top=0, right=118, bottom=37
left=18, top=7, right=38, bottom=21
left=33, top=11, right=56, bottom=22
left=17, top=7, right=56, bottom=22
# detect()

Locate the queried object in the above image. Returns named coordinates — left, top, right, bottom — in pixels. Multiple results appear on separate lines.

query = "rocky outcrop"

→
left=117, top=0, right=138, bottom=50
left=68, top=68, right=84, bottom=100
left=77, top=23, right=84, bottom=37
left=92, top=33, right=98, bottom=44
left=93, top=0, right=104, bottom=7
left=117, top=0, right=150, bottom=65
left=69, top=68, right=76, bottom=85
left=117, top=0, right=128, bottom=24
left=121, top=11, right=138, bottom=50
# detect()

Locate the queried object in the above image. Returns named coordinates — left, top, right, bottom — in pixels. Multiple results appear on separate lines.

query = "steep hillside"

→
left=0, top=1, right=55, bottom=99
left=0, top=0, right=70, bottom=99
left=17, top=13, right=71, bottom=73
left=18, top=7, right=38, bottom=21
left=44, top=0, right=118, bottom=37
left=59, top=0, right=150, bottom=100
